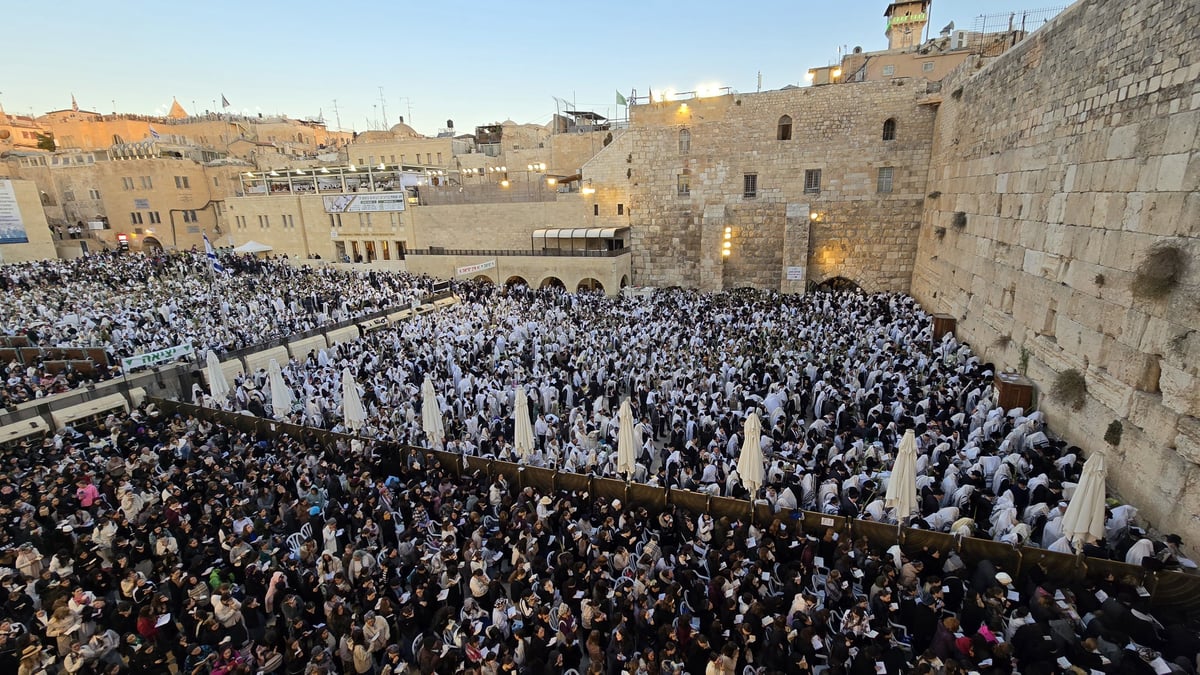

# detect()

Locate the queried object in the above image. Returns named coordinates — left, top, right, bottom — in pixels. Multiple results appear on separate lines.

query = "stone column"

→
left=780, top=202, right=811, bottom=294
left=698, top=204, right=726, bottom=293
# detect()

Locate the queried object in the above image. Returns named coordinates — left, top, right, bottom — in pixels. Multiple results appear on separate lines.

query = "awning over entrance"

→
left=532, top=227, right=628, bottom=240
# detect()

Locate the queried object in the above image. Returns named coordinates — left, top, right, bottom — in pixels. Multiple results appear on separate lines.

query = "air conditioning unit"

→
left=951, top=30, right=969, bottom=50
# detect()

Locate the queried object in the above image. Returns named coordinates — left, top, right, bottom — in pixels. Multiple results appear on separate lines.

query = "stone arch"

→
left=539, top=276, right=565, bottom=291
left=576, top=278, right=604, bottom=293
left=504, top=275, right=528, bottom=287
left=473, top=274, right=494, bottom=284
left=882, top=118, right=897, bottom=141
left=811, top=276, right=862, bottom=293
left=141, top=236, right=164, bottom=252
left=777, top=115, right=793, bottom=141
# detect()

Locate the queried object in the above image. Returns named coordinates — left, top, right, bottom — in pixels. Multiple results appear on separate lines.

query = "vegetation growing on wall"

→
left=1052, top=368, right=1088, bottom=411
left=1132, top=244, right=1186, bottom=300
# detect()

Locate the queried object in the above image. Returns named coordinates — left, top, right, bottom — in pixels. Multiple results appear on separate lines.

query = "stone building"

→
left=580, top=81, right=936, bottom=292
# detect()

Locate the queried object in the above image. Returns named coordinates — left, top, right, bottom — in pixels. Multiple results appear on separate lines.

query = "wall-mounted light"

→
left=810, top=211, right=822, bottom=222
left=581, top=186, right=596, bottom=195
left=500, top=179, right=510, bottom=188
left=831, top=68, right=843, bottom=79
left=805, top=71, right=815, bottom=81
left=546, top=177, right=557, bottom=186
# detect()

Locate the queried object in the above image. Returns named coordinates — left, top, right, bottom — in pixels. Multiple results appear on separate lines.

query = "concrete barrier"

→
left=245, top=346, right=289, bottom=377
left=287, top=335, right=329, bottom=361
left=326, top=326, right=360, bottom=348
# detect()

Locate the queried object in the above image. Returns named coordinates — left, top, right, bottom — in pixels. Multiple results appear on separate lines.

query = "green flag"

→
left=616, top=90, right=627, bottom=106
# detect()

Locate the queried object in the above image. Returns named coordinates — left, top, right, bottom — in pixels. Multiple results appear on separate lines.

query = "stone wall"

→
left=911, top=0, right=1200, bottom=546
left=584, top=82, right=937, bottom=291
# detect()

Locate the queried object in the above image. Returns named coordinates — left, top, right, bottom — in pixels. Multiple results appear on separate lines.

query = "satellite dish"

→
left=853, top=46, right=863, bottom=54
left=446, top=119, right=454, bottom=129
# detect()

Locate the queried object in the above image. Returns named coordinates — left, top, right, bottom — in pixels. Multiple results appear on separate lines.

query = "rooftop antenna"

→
left=378, top=86, right=388, bottom=129
left=332, top=99, right=342, bottom=131
left=757, top=71, right=762, bottom=92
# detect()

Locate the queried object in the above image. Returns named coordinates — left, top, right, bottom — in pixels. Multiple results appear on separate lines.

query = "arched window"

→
left=678, top=128, right=691, bottom=154
left=777, top=115, right=793, bottom=141
left=882, top=118, right=897, bottom=141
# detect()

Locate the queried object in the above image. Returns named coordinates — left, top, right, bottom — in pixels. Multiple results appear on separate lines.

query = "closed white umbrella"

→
left=885, top=429, right=920, bottom=524
left=513, top=385, right=535, bottom=462
left=616, top=398, right=637, bottom=479
left=341, top=368, right=367, bottom=432
left=206, top=350, right=230, bottom=405
left=267, top=359, right=293, bottom=420
left=421, top=375, right=445, bottom=450
left=737, top=412, right=765, bottom=496
left=1060, top=450, right=1108, bottom=552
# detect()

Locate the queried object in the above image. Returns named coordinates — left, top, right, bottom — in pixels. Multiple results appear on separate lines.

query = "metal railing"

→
left=407, top=248, right=629, bottom=258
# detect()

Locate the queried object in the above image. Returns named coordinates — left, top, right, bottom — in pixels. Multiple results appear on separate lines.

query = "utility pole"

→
left=378, top=86, right=388, bottom=129
left=332, top=99, right=342, bottom=131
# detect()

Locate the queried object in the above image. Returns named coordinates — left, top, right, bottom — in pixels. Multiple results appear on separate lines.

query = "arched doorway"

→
left=504, top=275, right=528, bottom=288
left=473, top=274, right=494, bottom=284
left=620, top=275, right=629, bottom=288
left=142, top=236, right=164, bottom=252
left=811, top=276, right=861, bottom=293
left=539, top=276, right=565, bottom=291
left=576, top=278, right=604, bottom=293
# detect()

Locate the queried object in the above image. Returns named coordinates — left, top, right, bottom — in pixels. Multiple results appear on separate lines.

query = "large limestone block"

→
left=1160, top=361, right=1200, bottom=417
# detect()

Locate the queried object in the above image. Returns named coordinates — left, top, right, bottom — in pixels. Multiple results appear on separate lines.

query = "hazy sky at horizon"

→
left=2, top=1, right=1066, bottom=135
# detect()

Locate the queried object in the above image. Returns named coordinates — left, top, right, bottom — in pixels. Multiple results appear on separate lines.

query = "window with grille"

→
left=877, top=167, right=894, bottom=193
left=804, top=169, right=821, bottom=194
left=679, top=129, right=691, bottom=154
left=743, top=173, right=758, bottom=199
left=677, top=170, right=691, bottom=196
left=882, top=118, right=897, bottom=141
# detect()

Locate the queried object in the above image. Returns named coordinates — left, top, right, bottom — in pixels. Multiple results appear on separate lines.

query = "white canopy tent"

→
left=232, top=240, right=274, bottom=254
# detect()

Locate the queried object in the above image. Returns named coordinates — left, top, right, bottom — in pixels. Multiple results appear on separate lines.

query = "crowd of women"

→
left=0, top=402, right=1195, bottom=675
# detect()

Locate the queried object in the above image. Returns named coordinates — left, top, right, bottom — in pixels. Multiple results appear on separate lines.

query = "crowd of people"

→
left=0, top=249, right=1196, bottom=674
left=0, top=401, right=1195, bottom=675
left=211, top=283, right=1190, bottom=571
left=0, top=251, right=433, bottom=407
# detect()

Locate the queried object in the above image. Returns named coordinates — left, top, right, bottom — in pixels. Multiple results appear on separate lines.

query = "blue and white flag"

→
left=148, top=125, right=161, bottom=140
left=203, top=233, right=226, bottom=274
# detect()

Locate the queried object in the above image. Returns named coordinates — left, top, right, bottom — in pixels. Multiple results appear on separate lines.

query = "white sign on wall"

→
left=455, top=260, right=497, bottom=276
left=0, top=180, right=29, bottom=244
left=786, top=266, right=806, bottom=281
left=322, top=193, right=407, bottom=213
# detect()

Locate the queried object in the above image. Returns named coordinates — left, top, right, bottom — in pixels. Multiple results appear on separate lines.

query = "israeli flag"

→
left=203, top=233, right=226, bottom=274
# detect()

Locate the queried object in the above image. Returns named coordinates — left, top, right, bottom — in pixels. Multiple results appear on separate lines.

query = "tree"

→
left=36, top=133, right=55, bottom=151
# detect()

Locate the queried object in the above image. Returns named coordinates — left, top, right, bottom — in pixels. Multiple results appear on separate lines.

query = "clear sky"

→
left=1, top=0, right=1065, bottom=135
